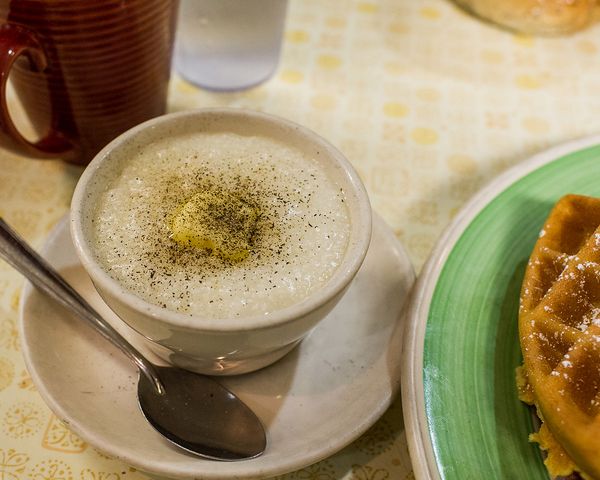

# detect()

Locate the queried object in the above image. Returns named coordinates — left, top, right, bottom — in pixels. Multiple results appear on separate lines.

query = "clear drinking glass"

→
left=174, top=0, right=288, bottom=91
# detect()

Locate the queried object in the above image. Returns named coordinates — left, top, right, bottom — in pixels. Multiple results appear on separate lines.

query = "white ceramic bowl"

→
left=70, top=108, right=372, bottom=375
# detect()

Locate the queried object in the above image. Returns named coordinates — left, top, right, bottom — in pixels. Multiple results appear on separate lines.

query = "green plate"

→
left=402, top=136, right=600, bottom=479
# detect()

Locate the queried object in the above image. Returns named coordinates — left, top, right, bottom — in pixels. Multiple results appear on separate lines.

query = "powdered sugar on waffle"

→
left=577, top=307, right=600, bottom=332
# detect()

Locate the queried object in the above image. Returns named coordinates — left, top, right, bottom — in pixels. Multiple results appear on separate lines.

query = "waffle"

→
left=519, top=194, right=600, bottom=479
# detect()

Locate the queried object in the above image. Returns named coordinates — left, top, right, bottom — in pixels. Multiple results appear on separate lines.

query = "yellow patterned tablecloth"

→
left=2, top=0, right=600, bottom=478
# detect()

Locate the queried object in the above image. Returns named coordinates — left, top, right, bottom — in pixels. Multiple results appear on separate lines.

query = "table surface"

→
left=2, top=0, right=600, bottom=478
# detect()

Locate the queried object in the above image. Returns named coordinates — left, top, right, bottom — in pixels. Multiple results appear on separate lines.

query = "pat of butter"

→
left=170, top=190, right=259, bottom=262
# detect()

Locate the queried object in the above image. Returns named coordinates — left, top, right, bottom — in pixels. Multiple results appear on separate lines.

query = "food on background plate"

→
left=453, top=0, right=597, bottom=35
left=518, top=194, right=600, bottom=479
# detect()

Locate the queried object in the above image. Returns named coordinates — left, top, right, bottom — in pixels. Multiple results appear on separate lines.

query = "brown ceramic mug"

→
left=0, top=0, right=178, bottom=165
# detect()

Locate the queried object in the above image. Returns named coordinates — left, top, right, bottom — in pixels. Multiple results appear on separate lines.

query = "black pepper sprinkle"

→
left=95, top=150, right=349, bottom=315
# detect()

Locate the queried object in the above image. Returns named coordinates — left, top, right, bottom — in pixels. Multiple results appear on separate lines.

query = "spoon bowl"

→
left=138, top=366, right=265, bottom=460
left=0, top=217, right=266, bottom=461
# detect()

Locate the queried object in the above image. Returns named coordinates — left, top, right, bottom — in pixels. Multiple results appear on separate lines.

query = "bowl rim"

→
left=70, top=107, right=372, bottom=332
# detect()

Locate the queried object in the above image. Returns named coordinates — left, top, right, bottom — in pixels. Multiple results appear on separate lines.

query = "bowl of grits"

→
left=71, top=108, right=372, bottom=375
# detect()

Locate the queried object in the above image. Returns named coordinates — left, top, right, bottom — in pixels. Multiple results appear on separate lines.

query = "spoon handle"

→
left=0, top=218, right=165, bottom=395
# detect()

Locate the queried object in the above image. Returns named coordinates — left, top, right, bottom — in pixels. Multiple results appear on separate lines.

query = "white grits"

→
left=91, top=131, right=350, bottom=319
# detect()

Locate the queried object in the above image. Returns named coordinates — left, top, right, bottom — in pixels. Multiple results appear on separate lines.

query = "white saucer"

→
left=19, top=214, right=414, bottom=479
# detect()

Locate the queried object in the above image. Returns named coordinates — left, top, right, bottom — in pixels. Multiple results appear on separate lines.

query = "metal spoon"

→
left=0, top=218, right=266, bottom=461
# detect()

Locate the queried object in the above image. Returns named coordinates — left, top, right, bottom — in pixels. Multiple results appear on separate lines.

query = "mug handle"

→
left=0, top=23, right=75, bottom=159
